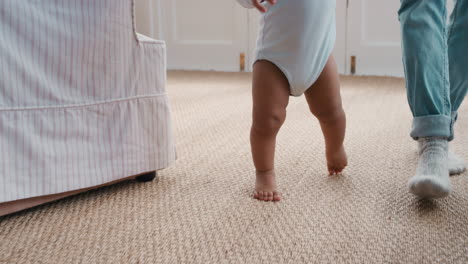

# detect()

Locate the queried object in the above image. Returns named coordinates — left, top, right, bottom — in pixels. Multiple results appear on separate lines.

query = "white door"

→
left=246, top=1, right=348, bottom=74
left=346, top=0, right=404, bottom=76
left=159, top=0, right=248, bottom=71
left=150, top=0, right=453, bottom=76
left=346, top=0, right=455, bottom=77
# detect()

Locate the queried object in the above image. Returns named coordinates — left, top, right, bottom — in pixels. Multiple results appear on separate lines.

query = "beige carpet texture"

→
left=1, top=71, right=468, bottom=264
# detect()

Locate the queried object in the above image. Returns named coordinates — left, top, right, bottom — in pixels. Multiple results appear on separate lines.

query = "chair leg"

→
left=136, top=171, right=157, bottom=182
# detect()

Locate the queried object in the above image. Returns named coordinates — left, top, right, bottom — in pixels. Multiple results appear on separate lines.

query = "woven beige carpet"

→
left=1, top=71, right=468, bottom=264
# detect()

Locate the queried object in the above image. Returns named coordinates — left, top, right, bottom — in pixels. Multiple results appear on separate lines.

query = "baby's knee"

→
left=252, top=110, right=286, bottom=135
left=311, top=106, right=345, bottom=124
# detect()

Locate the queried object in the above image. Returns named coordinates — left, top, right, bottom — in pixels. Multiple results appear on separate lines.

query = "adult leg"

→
left=250, top=60, right=290, bottom=202
left=447, top=0, right=468, bottom=174
left=399, top=0, right=451, bottom=198
left=399, top=0, right=452, bottom=137
left=448, top=0, right=468, bottom=114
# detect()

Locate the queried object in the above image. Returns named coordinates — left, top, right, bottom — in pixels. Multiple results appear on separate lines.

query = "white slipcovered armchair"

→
left=0, top=0, right=176, bottom=215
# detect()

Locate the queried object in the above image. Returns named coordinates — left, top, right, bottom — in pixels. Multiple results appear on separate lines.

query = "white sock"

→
left=408, top=137, right=451, bottom=199
left=448, top=150, right=467, bottom=175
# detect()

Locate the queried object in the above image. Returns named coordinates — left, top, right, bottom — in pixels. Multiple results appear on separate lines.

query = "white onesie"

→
left=237, top=0, right=336, bottom=96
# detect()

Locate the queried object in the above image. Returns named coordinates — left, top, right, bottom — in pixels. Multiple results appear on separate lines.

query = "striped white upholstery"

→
left=0, top=0, right=176, bottom=203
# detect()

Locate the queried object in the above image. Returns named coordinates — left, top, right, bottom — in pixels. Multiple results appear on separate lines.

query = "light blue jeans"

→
left=399, top=0, right=468, bottom=141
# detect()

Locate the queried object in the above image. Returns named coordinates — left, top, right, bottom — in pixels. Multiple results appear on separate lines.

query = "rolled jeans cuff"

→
left=410, top=114, right=455, bottom=141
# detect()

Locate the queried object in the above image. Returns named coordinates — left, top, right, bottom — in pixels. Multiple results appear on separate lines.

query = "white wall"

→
left=134, top=0, right=161, bottom=39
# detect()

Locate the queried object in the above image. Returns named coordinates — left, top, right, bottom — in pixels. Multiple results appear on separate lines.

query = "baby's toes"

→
left=257, top=191, right=264, bottom=201
left=329, top=165, right=345, bottom=175
left=266, top=192, right=274, bottom=201
left=254, top=191, right=264, bottom=201
left=253, top=191, right=260, bottom=199
left=253, top=189, right=281, bottom=202
left=273, top=191, right=281, bottom=201
left=338, top=164, right=347, bottom=173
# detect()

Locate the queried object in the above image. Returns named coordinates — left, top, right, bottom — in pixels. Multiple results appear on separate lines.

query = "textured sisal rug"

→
left=1, top=71, right=467, bottom=263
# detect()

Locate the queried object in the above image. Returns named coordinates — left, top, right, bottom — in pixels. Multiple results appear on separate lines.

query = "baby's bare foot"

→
left=326, top=145, right=348, bottom=175
left=253, top=170, right=281, bottom=202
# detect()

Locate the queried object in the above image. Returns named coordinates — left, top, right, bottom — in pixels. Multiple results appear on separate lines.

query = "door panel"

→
left=346, top=0, right=454, bottom=77
left=346, top=0, right=403, bottom=76
left=160, top=0, right=248, bottom=71
left=335, top=0, right=347, bottom=75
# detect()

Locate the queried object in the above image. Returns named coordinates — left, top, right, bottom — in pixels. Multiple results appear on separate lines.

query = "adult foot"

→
left=408, top=137, right=451, bottom=199
left=253, top=170, right=281, bottom=202
left=326, top=145, right=348, bottom=175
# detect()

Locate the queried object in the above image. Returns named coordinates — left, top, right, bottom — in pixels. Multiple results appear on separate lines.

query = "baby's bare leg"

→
left=251, top=60, right=290, bottom=201
left=304, top=56, right=347, bottom=175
